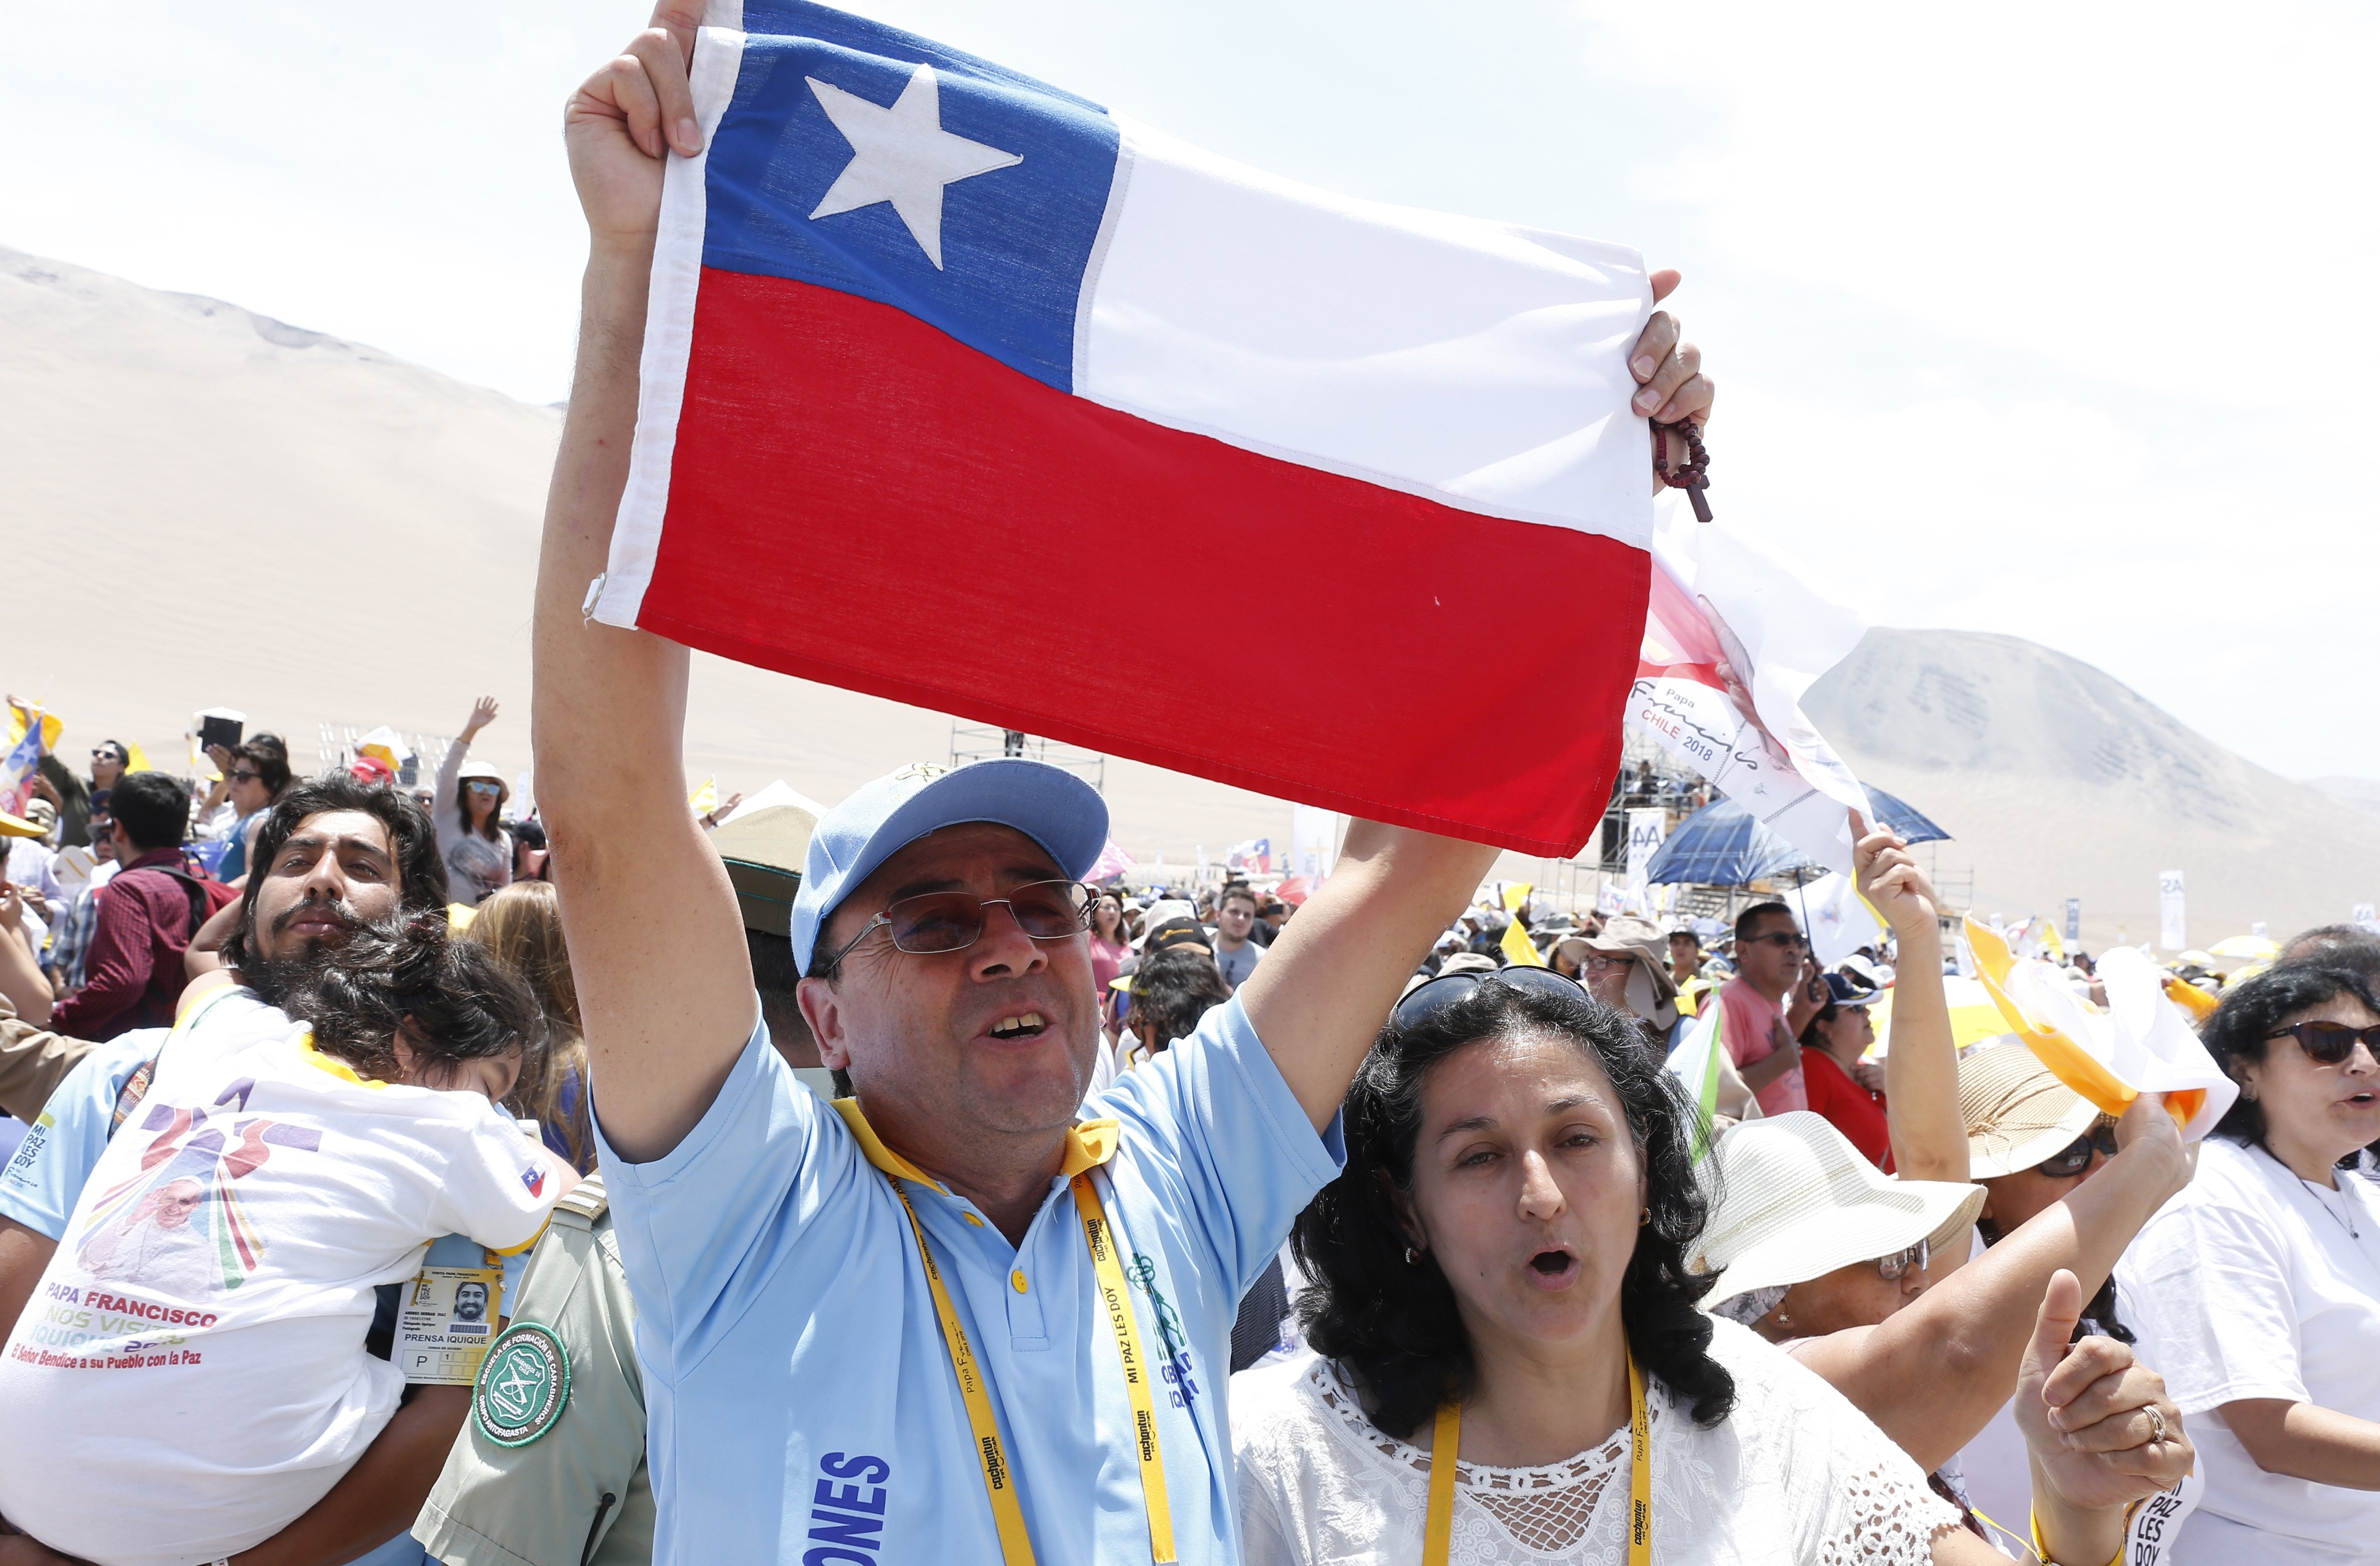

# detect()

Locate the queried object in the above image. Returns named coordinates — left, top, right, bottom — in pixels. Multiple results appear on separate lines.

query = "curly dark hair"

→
left=2203, top=961, right=2380, bottom=1149
left=1125, top=947, right=1233, bottom=1051
left=1292, top=979, right=1736, bottom=1439
left=284, top=913, right=541, bottom=1085
left=222, top=771, right=450, bottom=977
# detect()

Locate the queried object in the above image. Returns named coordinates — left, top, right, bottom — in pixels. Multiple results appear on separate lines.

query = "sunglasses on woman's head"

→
left=1391, top=966, right=1586, bottom=1030
left=2266, top=1020, right=2380, bottom=1065
left=2036, top=1124, right=2120, bottom=1180
left=823, top=878, right=1095, bottom=968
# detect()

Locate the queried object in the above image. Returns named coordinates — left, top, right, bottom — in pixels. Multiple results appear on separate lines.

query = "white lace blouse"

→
left=1233, top=1316, right=1961, bottom=1566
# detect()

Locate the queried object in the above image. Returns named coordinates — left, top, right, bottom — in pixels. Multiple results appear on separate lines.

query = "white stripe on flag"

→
left=596, top=15, right=749, bottom=631
left=1078, top=118, right=1657, bottom=545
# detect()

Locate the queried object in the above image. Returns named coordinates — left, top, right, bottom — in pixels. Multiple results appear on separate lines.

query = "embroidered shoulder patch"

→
left=474, top=1321, right=571, bottom=1447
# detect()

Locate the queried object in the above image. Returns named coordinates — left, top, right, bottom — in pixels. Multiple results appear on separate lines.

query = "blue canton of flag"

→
left=703, top=2, right=1120, bottom=392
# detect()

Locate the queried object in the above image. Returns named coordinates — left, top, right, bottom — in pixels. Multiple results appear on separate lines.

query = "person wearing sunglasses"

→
left=199, top=734, right=293, bottom=884
left=435, top=695, right=515, bottom=907
left=2116, top=962, right=2380, bottom=1564
left=1719, top=901, right=1822, bottom=1117
left=535, top=615, right=1520, bottom=1562
left=1946, top=1041, right=2193, bottom=1546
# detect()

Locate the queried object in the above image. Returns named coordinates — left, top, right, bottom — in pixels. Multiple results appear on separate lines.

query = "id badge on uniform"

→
left=399, top=1258, right=504, bottom=1385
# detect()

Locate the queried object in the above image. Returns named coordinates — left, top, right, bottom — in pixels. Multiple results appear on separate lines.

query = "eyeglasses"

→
left=465, top=781, right=503, bottom=797
left=2266, top=1021, right=2380, bottom=1066
left=229, top=770, right=262, bottom=784
left=823, top=878, right=1094, bottom=968
left=1740, top=931, right=1804, bottom=950
left=1872, top=1239, right=1928, bottom=1281
left=1392, top=966, right=1586, bottom=1030
left=2036, top=1124, right=2120, bottom=1180
left=1581, top=954, right=1632, bottom=974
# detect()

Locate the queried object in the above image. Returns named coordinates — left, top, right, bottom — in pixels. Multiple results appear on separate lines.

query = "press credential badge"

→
left=398, top=1256, right=503, bottom=1385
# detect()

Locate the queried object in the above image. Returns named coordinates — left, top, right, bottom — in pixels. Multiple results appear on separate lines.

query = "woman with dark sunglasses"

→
left=2116, top=962, right=2380, bottom=1564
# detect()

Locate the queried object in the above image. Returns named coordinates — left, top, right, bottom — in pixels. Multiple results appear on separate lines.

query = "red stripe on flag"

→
left=638, top=270, right=1648, bottom=856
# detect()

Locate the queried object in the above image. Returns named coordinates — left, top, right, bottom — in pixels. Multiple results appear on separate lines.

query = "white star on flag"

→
left=805, top=64, right=1023, bottom=270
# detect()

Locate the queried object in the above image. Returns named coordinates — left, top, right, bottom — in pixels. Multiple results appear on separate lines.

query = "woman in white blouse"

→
left=1234, top=968, right=2166, bottom=1565
left=2119, top=961, right=2380, bottom=1565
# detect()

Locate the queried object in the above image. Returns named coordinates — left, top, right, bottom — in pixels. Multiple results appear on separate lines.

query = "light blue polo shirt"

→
left=0, top=1031, right=161, bottom=1240
left=595, top=995, right=1343, bottom=1566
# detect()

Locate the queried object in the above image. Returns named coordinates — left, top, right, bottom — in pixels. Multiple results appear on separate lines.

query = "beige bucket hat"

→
left=1959, top=1041, right=2105, bottom=1180
left=1691, top=1111, right=1986, bottom=1312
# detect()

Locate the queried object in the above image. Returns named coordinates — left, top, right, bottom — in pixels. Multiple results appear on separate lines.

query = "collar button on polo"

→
left=1009, top=1269, right=1029, bottom=1293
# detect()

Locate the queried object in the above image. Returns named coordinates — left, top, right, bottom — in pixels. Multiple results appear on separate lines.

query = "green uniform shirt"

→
left=417, top=1175, right=654, bottom=1566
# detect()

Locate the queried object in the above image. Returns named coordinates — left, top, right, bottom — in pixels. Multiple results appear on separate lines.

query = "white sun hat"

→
left=1691, top=1111, right=1985, bottom=1313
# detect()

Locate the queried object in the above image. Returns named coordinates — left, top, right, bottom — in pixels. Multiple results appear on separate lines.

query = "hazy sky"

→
left=4, top=0, right=2369, bottom=780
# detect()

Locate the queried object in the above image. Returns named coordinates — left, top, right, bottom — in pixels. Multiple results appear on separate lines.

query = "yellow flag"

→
left=2042, top=920, right=2066, bottom=963
left=1497, top=882, right=1544, bottom=967
left=688, top=776, right=719, bottom=813
left=4, top=703, right=62, bottom=754
left=123, top=741, right=153, bottom=773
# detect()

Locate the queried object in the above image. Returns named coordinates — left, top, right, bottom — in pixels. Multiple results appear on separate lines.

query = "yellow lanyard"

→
left=1422, top=1358, right=1651, bottom=1566
left=887, top=1171, right=1178, bottom=1566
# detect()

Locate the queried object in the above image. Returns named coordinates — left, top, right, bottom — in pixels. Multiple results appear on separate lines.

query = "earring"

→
left=1639, top=1206, right=1651, bottom=1227
left=1775, top=1312, right=1791, bottom=1327
left=1403, top=1246, right=1420, bottom=1266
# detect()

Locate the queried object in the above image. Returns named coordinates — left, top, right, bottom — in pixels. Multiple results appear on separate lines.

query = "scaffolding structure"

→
left=946, top=723, right=1106, bottom=793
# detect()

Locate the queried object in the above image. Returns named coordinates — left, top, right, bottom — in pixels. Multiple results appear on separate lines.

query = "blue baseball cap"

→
left=790, top=759, right=1110, bottom=971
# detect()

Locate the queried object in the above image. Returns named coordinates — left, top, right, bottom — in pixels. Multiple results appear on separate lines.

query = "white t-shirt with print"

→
left=2117, top=1137, right=2380, bottom=1566
left=0, top=1002, right=560, bottom=1566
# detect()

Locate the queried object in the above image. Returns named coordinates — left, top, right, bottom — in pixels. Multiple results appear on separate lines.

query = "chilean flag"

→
left=590, top=0, right=1662, bottom=855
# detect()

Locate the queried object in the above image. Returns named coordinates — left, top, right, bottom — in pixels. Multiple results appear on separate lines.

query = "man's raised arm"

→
left=1238, top=824, right=1499, bottom=1130
left=535, top=4, right=753, bottom=1163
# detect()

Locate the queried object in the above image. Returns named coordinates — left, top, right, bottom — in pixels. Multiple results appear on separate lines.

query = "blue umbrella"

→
left=1642, top=787, right=1949, bottom=887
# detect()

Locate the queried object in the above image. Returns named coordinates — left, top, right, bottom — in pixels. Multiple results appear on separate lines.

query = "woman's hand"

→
left=461, top=696, right=501, bottom=739
left=205, top=742, right=236, bottom=775
left=2016, top=1271, right=2191, bottom=1563
left=1852, top=810, right=1939, bottom=935
left=2108, top=1086, right=2194, bottom=1202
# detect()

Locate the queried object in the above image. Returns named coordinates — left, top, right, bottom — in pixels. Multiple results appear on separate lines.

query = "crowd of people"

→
left=3, top=8, right=2379, bottom=1566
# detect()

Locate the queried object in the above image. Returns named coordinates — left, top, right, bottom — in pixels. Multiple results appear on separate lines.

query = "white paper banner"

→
left=2158, top=871, right=2186, bottom=952
left=1624, top=807, right=1667, bottom=898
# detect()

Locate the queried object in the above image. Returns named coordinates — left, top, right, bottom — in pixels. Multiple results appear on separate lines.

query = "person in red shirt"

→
left=1799, top=972, right=1893, bottom=1168
left=47, top=771, right=227, bottom=1040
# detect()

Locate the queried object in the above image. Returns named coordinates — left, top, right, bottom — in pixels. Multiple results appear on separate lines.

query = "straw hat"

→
left=1958, top=1042, right=2103, bottom=1179
left=1692, top=1111, right=1985, bottom=1312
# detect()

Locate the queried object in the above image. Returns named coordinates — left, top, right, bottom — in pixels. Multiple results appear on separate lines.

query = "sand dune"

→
left=5, top=245, right=2371, bottom=941
left=1802, top=628, right=2380, bottom=949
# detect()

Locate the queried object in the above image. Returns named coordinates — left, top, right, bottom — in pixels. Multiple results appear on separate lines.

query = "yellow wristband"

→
left=2027, top=1507, right=2125, bottom=1566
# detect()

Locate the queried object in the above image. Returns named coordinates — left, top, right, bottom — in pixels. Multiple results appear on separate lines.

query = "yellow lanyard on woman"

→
left=1422, top=1357, right=1651, bottom=1566
left=886, top=1171, right=1178, bottom=1566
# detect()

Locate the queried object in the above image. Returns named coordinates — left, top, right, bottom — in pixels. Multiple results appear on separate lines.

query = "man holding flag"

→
left=536, top=6, right=1714, bottom=1564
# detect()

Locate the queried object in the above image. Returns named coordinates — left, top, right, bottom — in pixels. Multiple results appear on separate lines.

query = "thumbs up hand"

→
left=2014, top=1270, right=2193, bottom=1563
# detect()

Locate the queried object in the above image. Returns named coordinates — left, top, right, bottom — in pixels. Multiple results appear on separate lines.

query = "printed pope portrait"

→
left=72, top=1091, right=321, bottom=1299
